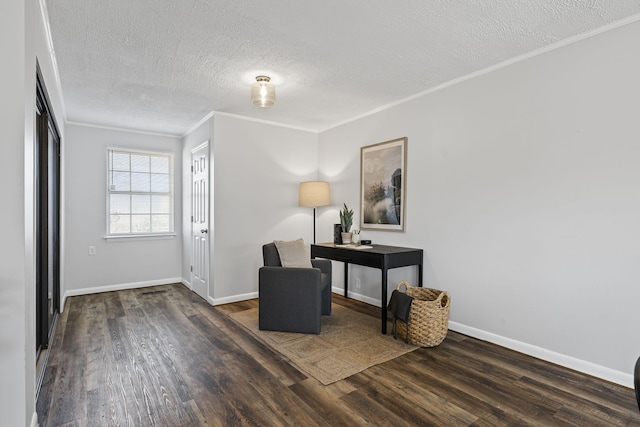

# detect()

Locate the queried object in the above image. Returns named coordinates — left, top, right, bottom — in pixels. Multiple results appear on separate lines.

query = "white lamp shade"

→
left=251, top=76, right=275, bottom=107
left=299, top=181, right=331, bottom=207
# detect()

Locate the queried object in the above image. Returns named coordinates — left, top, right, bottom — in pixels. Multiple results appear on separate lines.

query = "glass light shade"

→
left=299, top=181, right=331, bottom=207
left=251, top=76, right=276, bottom=107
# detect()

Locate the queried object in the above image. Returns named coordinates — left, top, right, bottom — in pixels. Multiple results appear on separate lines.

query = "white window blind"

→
left=107, top=148, right=173, bottom=236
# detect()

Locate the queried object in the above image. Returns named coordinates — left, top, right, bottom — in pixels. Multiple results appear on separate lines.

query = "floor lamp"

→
left=299, top=181, right=331, bottom=244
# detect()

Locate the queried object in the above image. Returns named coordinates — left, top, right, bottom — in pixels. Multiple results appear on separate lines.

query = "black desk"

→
left=311, top=243, right=423, bottom=334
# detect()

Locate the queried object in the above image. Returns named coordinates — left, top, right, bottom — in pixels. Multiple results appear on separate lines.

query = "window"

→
left=107, top=148, right=174, bottom=236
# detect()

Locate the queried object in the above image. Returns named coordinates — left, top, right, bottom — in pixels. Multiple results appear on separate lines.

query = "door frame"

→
left=35, top=63, right=61, bottom=350
left=190, top=141, right=210, bottom=301
left=35, top=62, right=61, bottom=398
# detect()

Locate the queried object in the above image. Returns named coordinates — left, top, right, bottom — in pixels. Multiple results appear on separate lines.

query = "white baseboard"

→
left=60, top=280, right=633, bottom=389
left=31, top=412, right=38, bottom=427
left=63, top=277, right=183, bottom=301
left=449, top=321, right=633, bottom=389
left=181, top=278, right=192, bottom=290
left=332, top=286, right=382, bottom=307
left=208, top=289, right=377, bottom=307
left=210, top=291, right=258, bottom=306
left=330, top=288, right=632, bottom=389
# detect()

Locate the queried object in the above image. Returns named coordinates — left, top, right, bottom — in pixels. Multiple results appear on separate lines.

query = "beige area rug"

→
left=229, top=304, right=418, bottom=385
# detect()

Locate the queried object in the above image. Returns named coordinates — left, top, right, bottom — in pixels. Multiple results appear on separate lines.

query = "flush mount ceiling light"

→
left=251, top=75, right=275, bottom=107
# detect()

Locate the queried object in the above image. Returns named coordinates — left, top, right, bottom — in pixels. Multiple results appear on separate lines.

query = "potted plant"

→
left=339, top=203, right=354, bottom=244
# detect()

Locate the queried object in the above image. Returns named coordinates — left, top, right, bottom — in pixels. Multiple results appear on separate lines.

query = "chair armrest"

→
left=311, top=259, right=331, bottom=276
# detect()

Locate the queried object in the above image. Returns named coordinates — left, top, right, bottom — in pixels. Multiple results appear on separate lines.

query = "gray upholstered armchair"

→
left=259, top=242, right=332, bottom=334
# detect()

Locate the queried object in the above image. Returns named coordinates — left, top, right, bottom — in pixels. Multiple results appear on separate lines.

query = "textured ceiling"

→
left=46, top=0, right=640, bottom=135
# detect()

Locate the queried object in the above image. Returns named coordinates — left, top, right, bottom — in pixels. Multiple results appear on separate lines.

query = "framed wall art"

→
left=360, top=137, right=407, bottom=231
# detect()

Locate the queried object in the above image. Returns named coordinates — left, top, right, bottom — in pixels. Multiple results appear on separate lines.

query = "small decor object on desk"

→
left=333, top=224, right=343, bottom=244
left=351, top=229, right=361, bottom=245
left=394, top=281, right=450, bottom=347
left=339, top=203, right=354, bottom=244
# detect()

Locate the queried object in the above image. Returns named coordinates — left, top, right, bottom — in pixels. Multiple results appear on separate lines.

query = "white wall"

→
left=63, top=124, right=182, bottom=300
left=318, top=19, right=640, bottom=387
left=0, top=1, right=30, bottom=424
left=0, top=0, right=65, bottom=424
left=181, top=114, right=319, bottom=304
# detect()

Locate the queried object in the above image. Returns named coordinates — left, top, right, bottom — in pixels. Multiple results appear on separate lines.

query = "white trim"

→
left=30, top=412, right=38, bottom=427
left=190, top=140, right=209, bottom=154
left=189, top=141, right=211, bottom=302
left=181, top=278, right=192, bottom=289
left=182, top=111, right=215, bottom=137
left=105, top=148, right=175, bottom=237
left=210, top=291, right=259, bottom=306
left=319, top=12, right=640, bottom=133
left=331, top=287, right=381, bottom=307
left=59, top=275, right=634, bottom=388
left=57, top=13, right=640, bottom=139
left=207, top=288, right=378, bottom=307
left=448, top=321, right=633, bottom=389
left=66, top=120, right=181, bottom=138
left=212, top=111, right=319, bottom=133
left=331, top=289, right=633, bottom=389
left=182, top=15, right=640, bottom=135
left=59, top=115, right=67, bottom=316
left=104, top=233, right=176, bottom=241
left=63, top=277, right=182, bottom=299
left=38, top=0, right=67, bottom=121
left=106, top=145, right=174, bottom=156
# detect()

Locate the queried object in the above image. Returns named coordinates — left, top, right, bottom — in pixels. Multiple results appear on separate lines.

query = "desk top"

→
left=312, top=242, right=422, bottom=255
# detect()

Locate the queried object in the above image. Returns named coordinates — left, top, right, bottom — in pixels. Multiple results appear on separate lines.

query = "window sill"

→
left=104, top=233, right=176, bottom=242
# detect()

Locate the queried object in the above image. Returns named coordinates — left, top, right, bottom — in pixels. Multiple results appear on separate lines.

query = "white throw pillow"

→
left=274, top=238, right=312, bottom=268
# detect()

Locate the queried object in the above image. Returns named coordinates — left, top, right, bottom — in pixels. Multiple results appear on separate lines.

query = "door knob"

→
left=200, top=229, right=208, bottom=233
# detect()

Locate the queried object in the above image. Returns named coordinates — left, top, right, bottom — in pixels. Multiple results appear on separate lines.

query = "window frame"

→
left=105, top=147, right=175, bottom=239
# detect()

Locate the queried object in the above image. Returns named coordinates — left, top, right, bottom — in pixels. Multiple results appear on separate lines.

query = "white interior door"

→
left=191, top=142, right=209, bottom=301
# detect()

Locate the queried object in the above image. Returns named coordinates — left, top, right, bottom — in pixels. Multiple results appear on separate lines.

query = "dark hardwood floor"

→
left=37, top=283, right=640, bottom=426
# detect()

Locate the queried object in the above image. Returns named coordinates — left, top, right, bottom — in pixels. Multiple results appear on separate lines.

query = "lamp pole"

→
left=313, top=206, right=317, bottom=244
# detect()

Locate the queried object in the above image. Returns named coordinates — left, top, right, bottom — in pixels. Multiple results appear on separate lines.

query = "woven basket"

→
left=395, top=281, right=450, bottom=347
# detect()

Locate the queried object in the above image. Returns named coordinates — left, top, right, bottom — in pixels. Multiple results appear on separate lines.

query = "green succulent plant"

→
left=339, top=203, right=354, bottom=233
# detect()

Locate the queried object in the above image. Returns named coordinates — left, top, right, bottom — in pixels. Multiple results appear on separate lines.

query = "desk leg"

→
left=381, top=268, right=388, bottom=334
left=344, top=262, right=349, bottom=298
left=418, top=263, right=423, bottom=287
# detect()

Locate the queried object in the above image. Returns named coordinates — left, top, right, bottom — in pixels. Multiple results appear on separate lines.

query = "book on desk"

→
left=334, top=244, right=373, bottom=250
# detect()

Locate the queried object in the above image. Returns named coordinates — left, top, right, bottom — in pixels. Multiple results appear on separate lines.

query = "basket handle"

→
left=435, top=291, right=450, bottom=308
left=396, top=280, right=411, bottom=293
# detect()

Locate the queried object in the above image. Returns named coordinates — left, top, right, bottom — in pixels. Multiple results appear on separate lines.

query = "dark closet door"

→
left=35, top=66, right=60, bottom=356
left=48, top=123, right=60, bottom=340
left=35, top=107, right=48, bottom=352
